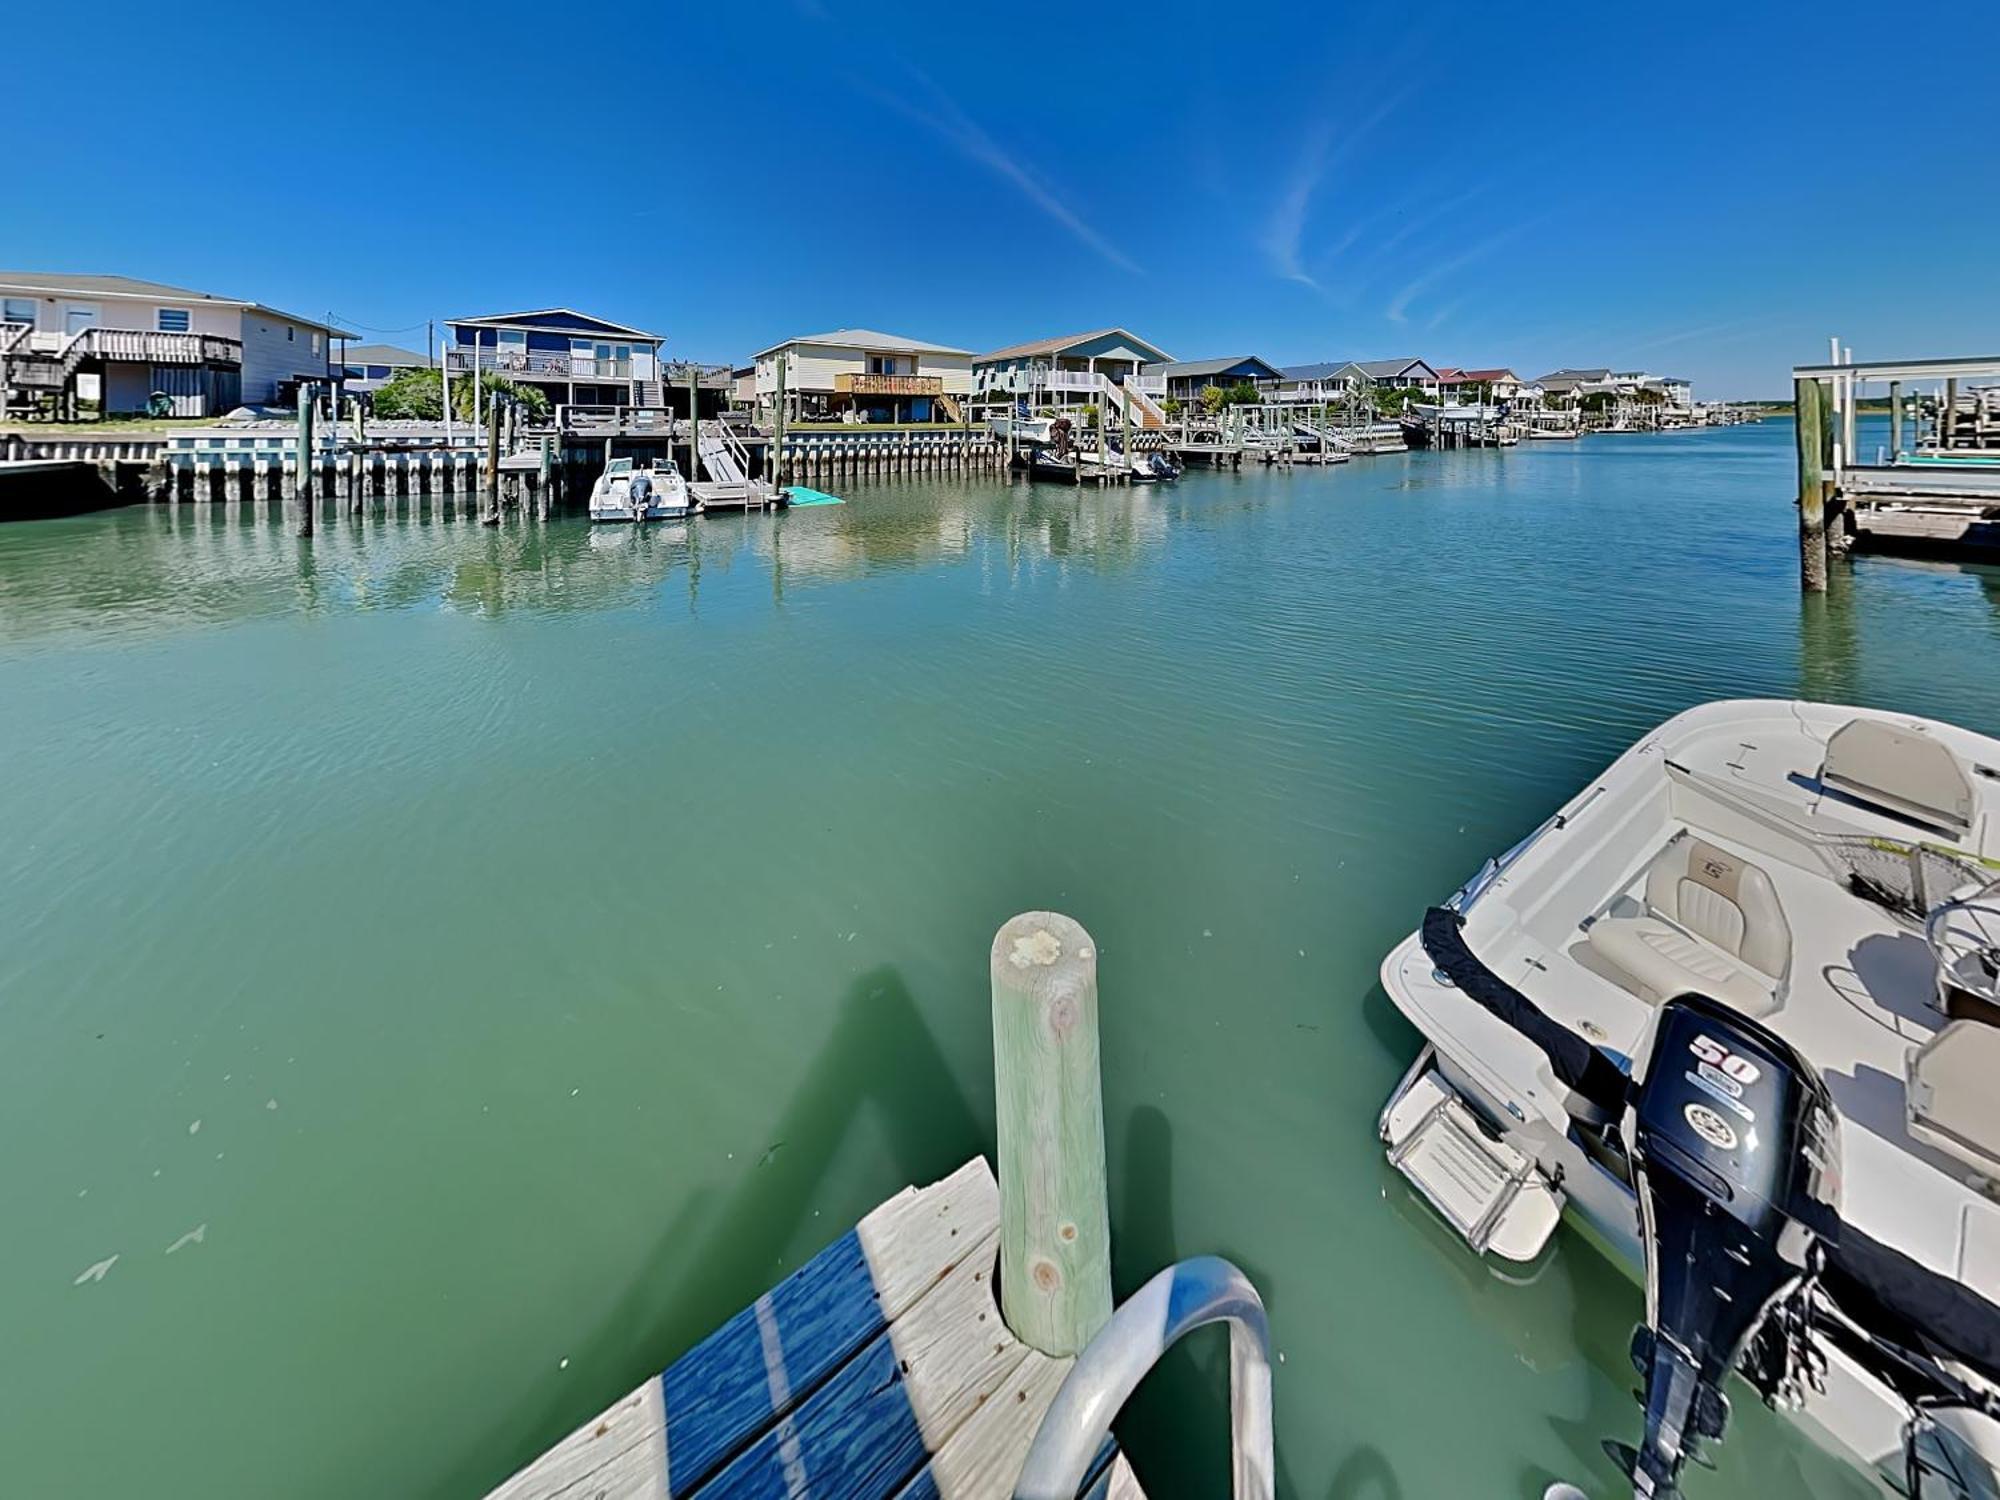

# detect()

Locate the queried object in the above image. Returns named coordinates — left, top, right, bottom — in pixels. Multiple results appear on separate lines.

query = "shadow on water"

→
left=1111, top=1103, right=1306, bottom=1500
left=439, top=964, right=983, bottom=1498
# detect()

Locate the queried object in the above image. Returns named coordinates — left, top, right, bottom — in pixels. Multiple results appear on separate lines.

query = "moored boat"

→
left=588, top=457, right=693, bottom=522
left=1378, top=699, right=2000, bottom=1498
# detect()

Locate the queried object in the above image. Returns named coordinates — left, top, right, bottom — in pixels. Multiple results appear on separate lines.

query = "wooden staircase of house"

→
left=636, top=379, right=663, bottom=407
left=937, top=392, right=964, bottom=422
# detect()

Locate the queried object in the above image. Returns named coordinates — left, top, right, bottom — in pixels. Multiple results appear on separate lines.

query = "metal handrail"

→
left=1014, top=1257, right=1273, bottom=1500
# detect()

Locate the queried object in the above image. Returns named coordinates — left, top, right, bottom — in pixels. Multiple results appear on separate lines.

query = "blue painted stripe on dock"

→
left=693, top=1331, right=926, bottom=1500
left=662, top=1229, right=886, bottom=1494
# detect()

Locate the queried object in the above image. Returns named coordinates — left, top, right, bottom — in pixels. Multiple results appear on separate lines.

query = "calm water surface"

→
left=2, top=423, right=1997, bottom=1499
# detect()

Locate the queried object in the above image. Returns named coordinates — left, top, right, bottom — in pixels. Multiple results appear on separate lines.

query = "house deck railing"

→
left=446, top=348, right=634, bottom=382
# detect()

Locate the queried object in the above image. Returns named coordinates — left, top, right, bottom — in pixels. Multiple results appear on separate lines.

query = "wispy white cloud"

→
left=1261, top=124, right=1334, bottom=288
left=1258, top=90, right=1408, bottom=291
left=860, top=68, right=1141, bottom=275
left=1386, top=223, right=1534, bottom=323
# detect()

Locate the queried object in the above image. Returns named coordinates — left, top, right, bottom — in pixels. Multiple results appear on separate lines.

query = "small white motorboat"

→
left=1377, top=700, right=2000, bottom=1499
left=589, top=457, right=693, bottom=522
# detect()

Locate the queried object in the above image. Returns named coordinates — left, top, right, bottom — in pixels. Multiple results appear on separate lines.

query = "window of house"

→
left=157, top=308, right=191, bottom=332
left=311, top=331, right=321, bottom=355
left=288, top=327, right=295, bottom=342
left=0, top=297, right=32, bottom=326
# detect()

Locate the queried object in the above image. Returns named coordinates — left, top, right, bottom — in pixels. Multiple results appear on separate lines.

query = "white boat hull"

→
left=1378, top=698, right=2000, bottom=1497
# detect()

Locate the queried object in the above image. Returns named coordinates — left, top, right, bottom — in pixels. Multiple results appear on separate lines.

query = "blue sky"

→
left=10, top=2, right=1995, bottom=397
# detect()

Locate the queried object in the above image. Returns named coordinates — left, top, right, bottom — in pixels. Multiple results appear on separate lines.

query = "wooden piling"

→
left=1795, top=377, right=1826, bottom=591
left=295, top=385, right=315, bottom=538
left=773, top=353, right=788, bottom=487
left=990, top=911, right=1112, bottom=1359
left=483, top=406, right=501, bottom=526
left=686, top=365, right=700, bottom=485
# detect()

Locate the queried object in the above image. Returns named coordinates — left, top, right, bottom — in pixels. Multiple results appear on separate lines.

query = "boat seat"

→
left=1822, top=717, right=1976, bottom=835
left=1586, top=835, right=1791, bottom=1018
left=1909, top=1021, right=2000, bottom=1181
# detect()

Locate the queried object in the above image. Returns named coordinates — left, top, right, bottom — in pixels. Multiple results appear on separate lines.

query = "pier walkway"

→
left=484, top=1159, right=1140, bottom=1500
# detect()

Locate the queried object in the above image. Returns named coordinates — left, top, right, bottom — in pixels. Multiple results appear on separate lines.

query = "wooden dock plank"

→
left=693, top=1333, right=927, bottom=1500
left=484, top=1382, right=667, bottom=1500
left=890, top=1352, right=1068, bottom=1500
left=482, top=1161, right=1000, bottom=1500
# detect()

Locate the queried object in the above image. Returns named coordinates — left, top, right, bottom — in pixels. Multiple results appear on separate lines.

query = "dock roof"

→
left=1144, top=355, right=1282, bottom=381
left=973, top=328, right=1173, bottom=364
left=754, top=328, right=971, bottom=358
left=0, top=271, right=354, bottom=337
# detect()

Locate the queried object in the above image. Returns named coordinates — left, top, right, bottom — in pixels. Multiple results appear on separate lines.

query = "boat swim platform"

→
left=483, top=1158, right=1144, bottom=1500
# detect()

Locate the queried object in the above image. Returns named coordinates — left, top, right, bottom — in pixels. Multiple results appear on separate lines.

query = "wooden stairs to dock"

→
left=483, top=1159, right=1144, bottom=1500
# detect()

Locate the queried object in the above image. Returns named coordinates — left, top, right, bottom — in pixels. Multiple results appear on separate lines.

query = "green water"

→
left=3, top=424, right=1997, bottom=1499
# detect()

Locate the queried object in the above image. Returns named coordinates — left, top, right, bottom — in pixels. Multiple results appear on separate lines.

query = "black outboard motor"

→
left=1610, top=993, right=1840, bottom=1499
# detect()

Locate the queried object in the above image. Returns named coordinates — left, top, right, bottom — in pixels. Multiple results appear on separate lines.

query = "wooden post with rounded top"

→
left=1795, top=376, right=1825, bottom=592
left=991, top=911, right=1112, bottom=1358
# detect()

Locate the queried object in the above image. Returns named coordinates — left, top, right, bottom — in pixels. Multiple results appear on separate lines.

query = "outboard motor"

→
left=1610, top=994, right=1840, bottom=1498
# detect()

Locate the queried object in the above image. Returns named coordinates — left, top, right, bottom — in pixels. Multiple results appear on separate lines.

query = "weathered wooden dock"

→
left=481, top=912, right=1275, bottom=1500
left=1792, top=348, right=2000, bottom=580
left=483, top=1160, right=1139, bottom=1500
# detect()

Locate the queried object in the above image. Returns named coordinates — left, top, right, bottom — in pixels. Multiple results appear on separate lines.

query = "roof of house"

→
left=1536, top=367, right=1612, bottom=385
left=1455, top=368, right=1519, bottom=383
left=0, top=271, right=353, bottom=337
left=448, top=307, right=660, bottom=342
left=1277, top=361, right=1366, bottom=382
left=1432, top=366, right=1466, bottom=382
left=1143, top=355, right=1282, bottom=381
left=973, top=328, right=1172, bottom=364
left=754, top=327, right=971, bottom=359
left=1355, top=358, right=1437, bottom=380
left=342, top=343, right=428, bottom=367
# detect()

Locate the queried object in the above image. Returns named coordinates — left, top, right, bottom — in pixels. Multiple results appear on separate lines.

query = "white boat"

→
left=589, top=457, right=693, bottom=522
left=1377, top=700, right=2000, bottom=1498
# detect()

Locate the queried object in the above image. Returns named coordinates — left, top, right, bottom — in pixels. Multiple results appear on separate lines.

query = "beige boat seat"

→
left=1586, top=835, right=1791, bottom=1018
left=1909, top=1021, right=2000, bottom=1181
left=1822, top=717, right=1976, bottom=836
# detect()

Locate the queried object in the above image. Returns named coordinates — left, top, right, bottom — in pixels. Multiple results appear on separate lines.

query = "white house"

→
left=0, top=271, right=349, bottom=416
left=752, top=329, right=972, bottom=423
left=971, top=328, right=1174, bottom=429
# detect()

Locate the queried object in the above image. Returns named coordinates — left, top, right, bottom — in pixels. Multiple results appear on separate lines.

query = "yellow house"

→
left=752, top=329, right=973, bottom=424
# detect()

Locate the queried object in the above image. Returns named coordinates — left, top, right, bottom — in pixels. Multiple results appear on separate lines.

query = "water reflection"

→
left=0, top=477, right=1187, bottom=643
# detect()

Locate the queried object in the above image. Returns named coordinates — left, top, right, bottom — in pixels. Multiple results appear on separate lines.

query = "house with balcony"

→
left=443, top=309, right=662, bottom=411
left=1441, top=368, right=1533, bottom=405
left=1143, top=355, right=1282, bottom=406
left=0, top=271, right=348, bottom=417
left=751, top=329, right=972, bottom=424
left=1260, top=362, right=1370, bottom=407
left=972, top=328, right=1174, bottom=429
left=1353, top=358, right=1442, bottom=398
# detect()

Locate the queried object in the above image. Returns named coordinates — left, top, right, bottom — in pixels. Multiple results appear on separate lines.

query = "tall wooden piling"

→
left=772, top=353, right=788, bottom=487
left=990, top=911, right=1112, bottom=1358
left=295, top=384, right=315, bottom=538
left=482, top=404, right=501, bottom=526
left=686, top=364, right=700, bottom=485
left=1795, top=376, right=1825, bottom=591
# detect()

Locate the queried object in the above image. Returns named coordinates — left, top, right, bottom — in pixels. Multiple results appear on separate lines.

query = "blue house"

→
left=443, top=308, right=663, bottom=410
left=1142, top=355, right=1282, bottom=405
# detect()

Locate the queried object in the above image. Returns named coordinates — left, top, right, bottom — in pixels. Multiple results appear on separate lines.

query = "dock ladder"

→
left=1015, top=1255, right=1274, bottom=1500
